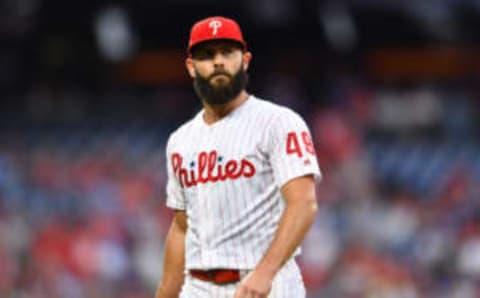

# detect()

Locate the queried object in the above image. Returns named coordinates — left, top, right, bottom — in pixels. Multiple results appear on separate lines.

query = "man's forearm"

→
left=256, top=199, right=317, bottom=276
left=155, top=216, right=186, bottom=298
left=255, top=177, right=317, bottom=277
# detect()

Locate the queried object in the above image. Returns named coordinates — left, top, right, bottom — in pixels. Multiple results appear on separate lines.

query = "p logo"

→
left=208, top=20, right=222, bottom=36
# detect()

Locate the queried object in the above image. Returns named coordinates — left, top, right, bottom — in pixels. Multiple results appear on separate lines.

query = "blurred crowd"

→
left=0, top=71, right=480, bottom=298
left=2, top=0, right=480, bottom=297
left=298, top=80, right=480, bottom=298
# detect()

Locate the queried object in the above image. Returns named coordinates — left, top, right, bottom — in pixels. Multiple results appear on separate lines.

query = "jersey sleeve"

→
left=268, top=108, right=322, bottom=188
left=165, top=134, right=186, bottom=210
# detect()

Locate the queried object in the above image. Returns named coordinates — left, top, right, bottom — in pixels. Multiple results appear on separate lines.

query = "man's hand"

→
left=233, top=175, right=317, bottom=298
left=155, top=211, right=187, bottom=298
left=233, top=268, right=274, bottom=298
left=155, top=287, right=179, bottom=298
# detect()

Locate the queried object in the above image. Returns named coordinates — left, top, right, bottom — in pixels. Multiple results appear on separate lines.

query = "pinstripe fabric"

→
left=180, top=259, right=305, bottom=297
left=166, top=95, right=321, bottom=271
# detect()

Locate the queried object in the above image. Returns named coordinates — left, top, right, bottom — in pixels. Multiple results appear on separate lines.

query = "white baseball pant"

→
left=179, top=259, right=306, bottom=298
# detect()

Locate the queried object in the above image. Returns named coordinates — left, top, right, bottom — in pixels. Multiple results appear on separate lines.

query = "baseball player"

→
left=155, top=16, right=321, bottom=298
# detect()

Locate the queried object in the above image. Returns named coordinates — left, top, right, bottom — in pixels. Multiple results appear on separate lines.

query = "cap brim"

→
left=188, top=38, right=246, bottom=55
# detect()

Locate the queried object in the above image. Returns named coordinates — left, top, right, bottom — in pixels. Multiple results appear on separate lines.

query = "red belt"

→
left=189, top=269, right=241, bottom=284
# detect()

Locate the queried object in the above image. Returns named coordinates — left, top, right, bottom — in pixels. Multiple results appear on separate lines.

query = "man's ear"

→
left=185, top=57, right=196, bottom=78
left=243, top=51, right=252, bottom=71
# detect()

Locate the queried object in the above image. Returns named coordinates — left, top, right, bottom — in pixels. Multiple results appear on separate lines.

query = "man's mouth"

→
left=210, top=73, right=230, bottom=79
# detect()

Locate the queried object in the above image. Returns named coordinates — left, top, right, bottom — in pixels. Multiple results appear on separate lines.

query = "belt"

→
left=189, top=269, right=241, bottom=284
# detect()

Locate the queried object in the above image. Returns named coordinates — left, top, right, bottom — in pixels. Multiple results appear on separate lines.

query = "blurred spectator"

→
left=1, top=2, right=480, bottom=297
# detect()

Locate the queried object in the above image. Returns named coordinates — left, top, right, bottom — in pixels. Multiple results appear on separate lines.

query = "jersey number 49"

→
left=286, top=131, right=316, bottom=157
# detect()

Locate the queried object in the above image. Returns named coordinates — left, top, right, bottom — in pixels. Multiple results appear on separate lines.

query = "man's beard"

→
left=193, top=66, right=248, bottom=105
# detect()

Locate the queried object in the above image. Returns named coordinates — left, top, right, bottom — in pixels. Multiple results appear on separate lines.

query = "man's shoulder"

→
left=167, top=111, right=201, bottom=147
left=250, top=96, right=303, bottom=120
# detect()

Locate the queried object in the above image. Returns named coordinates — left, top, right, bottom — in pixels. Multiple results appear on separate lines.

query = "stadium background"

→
left=1, top=0, right=480, bottom=297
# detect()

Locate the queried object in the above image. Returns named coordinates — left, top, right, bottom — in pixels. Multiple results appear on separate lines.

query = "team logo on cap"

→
left=208, top=20, right=222, bottom=35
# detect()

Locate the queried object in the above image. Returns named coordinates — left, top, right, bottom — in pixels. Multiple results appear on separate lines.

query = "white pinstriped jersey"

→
left=166, top=95, right=321, bottom=270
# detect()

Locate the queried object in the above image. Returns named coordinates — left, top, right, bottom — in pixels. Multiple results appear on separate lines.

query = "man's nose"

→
left=212, top=52, right=226, bottom=66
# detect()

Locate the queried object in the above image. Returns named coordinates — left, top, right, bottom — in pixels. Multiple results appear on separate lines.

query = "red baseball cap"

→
left=187, top=16, right=247, bottom=54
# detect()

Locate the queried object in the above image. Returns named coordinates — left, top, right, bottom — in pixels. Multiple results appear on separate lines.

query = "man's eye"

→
left=222, top=48, right=233, bottom=55
left=194, top=50, right=214, bottom=60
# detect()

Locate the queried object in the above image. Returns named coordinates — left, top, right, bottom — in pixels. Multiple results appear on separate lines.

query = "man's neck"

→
left=202, top=91, right=249, bottom=125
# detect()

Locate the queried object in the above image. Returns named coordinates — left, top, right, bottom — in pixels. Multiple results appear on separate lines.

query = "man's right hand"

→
left=155, top=286, right=180, bottom=298
left=154, top=211, right=187, bottom=298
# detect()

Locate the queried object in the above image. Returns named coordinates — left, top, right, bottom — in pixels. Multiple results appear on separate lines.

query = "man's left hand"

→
left=233, top=269, right=274, bottom=298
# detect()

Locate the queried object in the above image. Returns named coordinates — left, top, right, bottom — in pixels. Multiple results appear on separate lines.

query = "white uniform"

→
left=166, top=95, right=321, bottom=297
